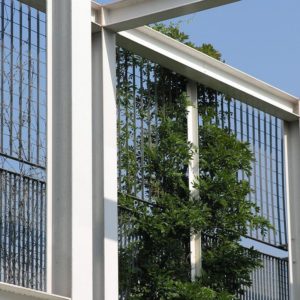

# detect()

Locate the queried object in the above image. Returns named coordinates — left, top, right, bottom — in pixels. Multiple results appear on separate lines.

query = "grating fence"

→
left=118, top=203, right=290, bottom=300
left=241, top=252, right=289, bottom=300
left=117, top=47, right=187, bottom=202
left=0, top=0, right=47, bottom=178
left=0, top=1, right=291, bottom=297
left=117, top=49, right=290, bottom=298
left=198, top=87, right=287, bottom=248
left=0, top=0, right=46, bottom=291
left=0, top=168, right=46, bottom=290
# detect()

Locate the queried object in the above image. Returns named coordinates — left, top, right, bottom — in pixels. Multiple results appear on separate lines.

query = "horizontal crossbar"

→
left=117, top=26, right=299, bottom=121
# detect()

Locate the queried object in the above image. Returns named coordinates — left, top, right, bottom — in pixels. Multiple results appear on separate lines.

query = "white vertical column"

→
left=71, top=0, right=93, bottom=299
left=47, top=0, right=93, bottom=299
left=92, top=28, right=119, bottom=300
left=47, top=0, right=72, bottom=296
left=284, top=104, right=300, bottom=300
left=187, top=81, right=201, bottom=280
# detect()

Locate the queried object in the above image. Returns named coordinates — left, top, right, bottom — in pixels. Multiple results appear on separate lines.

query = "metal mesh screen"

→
left=198, top=88, right=287, bottom=248
left=0, top=0, right=47, bottom=176
left=117, top=48, right=186, bottom=201
left=240, top=252, right=289, bottom=300
left=117, top=48, right=289, bottom=298
left=0, top=0, right=46, bottom=290
left=0, top=168, right=46, bottom=289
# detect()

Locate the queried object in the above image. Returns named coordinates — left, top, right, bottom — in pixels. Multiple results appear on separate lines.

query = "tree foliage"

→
left=118, top=23, right=271, bottom=299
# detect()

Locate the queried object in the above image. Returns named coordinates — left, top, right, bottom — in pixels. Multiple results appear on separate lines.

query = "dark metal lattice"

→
left=198, top=87, right=287, bottom=248
left=241, top=253, right=289, bottom=300
left=0, top=0, right=46, bottom=290
left=117, top=48, right=289, bottom=298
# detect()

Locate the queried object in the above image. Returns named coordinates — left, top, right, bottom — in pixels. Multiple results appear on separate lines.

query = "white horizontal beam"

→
left=101, top=0, right=239, bottom=31
left=117, top=26, right=300, bottom=121
left=0, top=283, right=69, bottom=300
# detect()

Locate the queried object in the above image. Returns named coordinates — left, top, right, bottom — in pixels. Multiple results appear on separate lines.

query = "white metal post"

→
left=92, top=28, right=119, bottom=300
left=47, top=0, right=72, bottom=296
left=187, top=81, right=201, bottom=280
left=47, top=0, right=93, bottom=299
left=284, top=106, right=300, bottom=299
left=71, top=0, right=93, bottom=299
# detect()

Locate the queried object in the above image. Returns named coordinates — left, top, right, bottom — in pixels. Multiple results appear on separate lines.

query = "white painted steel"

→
left=117, top=26, right=300, bottom=121
left=284, top=104, right=300, bottom=300
left=0, top=283, right=69, bottom=300
left=92, top=28, right=119, bottom=300
left=102, top=0, right=239, bottom=31
left=100, top=28, right=119, bottom=300
left=47, top=0, right=72, bottom=296
left=47, top=0, right=94, bottom=299
left=187, top=81, right=202, bottom=280
left=71, top=1, right=94, bottom=300
left=46, top=0, right=53, bottom=293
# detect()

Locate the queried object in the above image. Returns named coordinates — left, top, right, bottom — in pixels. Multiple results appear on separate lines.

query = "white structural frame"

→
left=187, top=81, right=202, bottom=280
left=2, top=0, right=300, bottom=299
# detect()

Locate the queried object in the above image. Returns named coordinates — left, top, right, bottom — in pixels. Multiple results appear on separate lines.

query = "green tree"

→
left=118, top=23, right=271, bottom=299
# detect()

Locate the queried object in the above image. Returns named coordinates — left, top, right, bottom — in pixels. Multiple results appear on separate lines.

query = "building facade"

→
left=0, top=0, right=299, bottom=299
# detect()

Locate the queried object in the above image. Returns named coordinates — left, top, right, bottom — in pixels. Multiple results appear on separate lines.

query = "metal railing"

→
left=0, top=0, right=46, bottom=291
left=118, top=203, right=290, bottom=299
left=0, top=168, right=46, bottom=290
left=241, top=252, right=289, bottom=300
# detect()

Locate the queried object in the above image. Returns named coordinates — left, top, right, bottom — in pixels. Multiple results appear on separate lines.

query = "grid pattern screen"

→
left=0, top=0, right=46, bottom=290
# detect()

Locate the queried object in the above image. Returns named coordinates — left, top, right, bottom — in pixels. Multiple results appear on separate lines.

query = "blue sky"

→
left=177, top=0, right=300, bottom=97
left=101, top=0, right=300, bottom=97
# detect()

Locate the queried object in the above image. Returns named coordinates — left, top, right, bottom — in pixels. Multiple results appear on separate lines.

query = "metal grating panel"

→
left=117, top=49, right=289, bottom=298
left=0, top=168, right=46, bottom=290
left=198, top=86, right=288, bottom=248
left=0, top=0, right=46, bottom=177
left=240, top=252, right=289, bottom=300
left=117, top=48, right=186, bottom=201
left=0, top=0, right=46, bottom=290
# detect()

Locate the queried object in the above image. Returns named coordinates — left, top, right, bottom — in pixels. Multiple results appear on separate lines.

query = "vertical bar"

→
left=233, top=98, right=237, bottom=135
left=140, top=61, right=145, bottom=200
left=36, top=11, right=40, bottom=165
left=40, top=182, right=44, bottom=290
left=284, top=113, right=300, bottom=300
left=269, top=116, right=277, bottom=245
left=264, top=112, right=271, bottom=243
left=30, top=179, right=35, bottom=288
left=71, top=0, right=93, bottom=297
left=257, top=111, right=264, bottom=241
left=133, top=55, right=137, bottom=196
left=0, top=170, right=2, bottom=281
left=46, top=0, right=71, bottom=296
left=48, top=0, right=94, bottom=298
left=27, top=7, right=32, bottom=162
left=12, top=174, right=17, bottom=284
left=9, top=0, right=13, bottom=156
left=1, top=0, right=5, bottom=153
left=124, top=52, right=129, bottom=189
left=187, top=81, right=201, bottom=280
left=22, top=176, right=26, bottom=287
left=92, top=28, right=119, bottom=300
left=116, top=48, right=121, bottom=192
left=26, top=178, right=30, bottom=287
left=18, top=1, right=23, bottom=159
left=17, top=175, right=21, bottom=286
left=3, top=171, right=8, bottom=281
left=276, top=117, right=283, bottom=246
left=227, top=97, right=231, bottom=131
left=281, top=122, right=288, bottom=247
left=8, top=173, right=12, bottom=282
